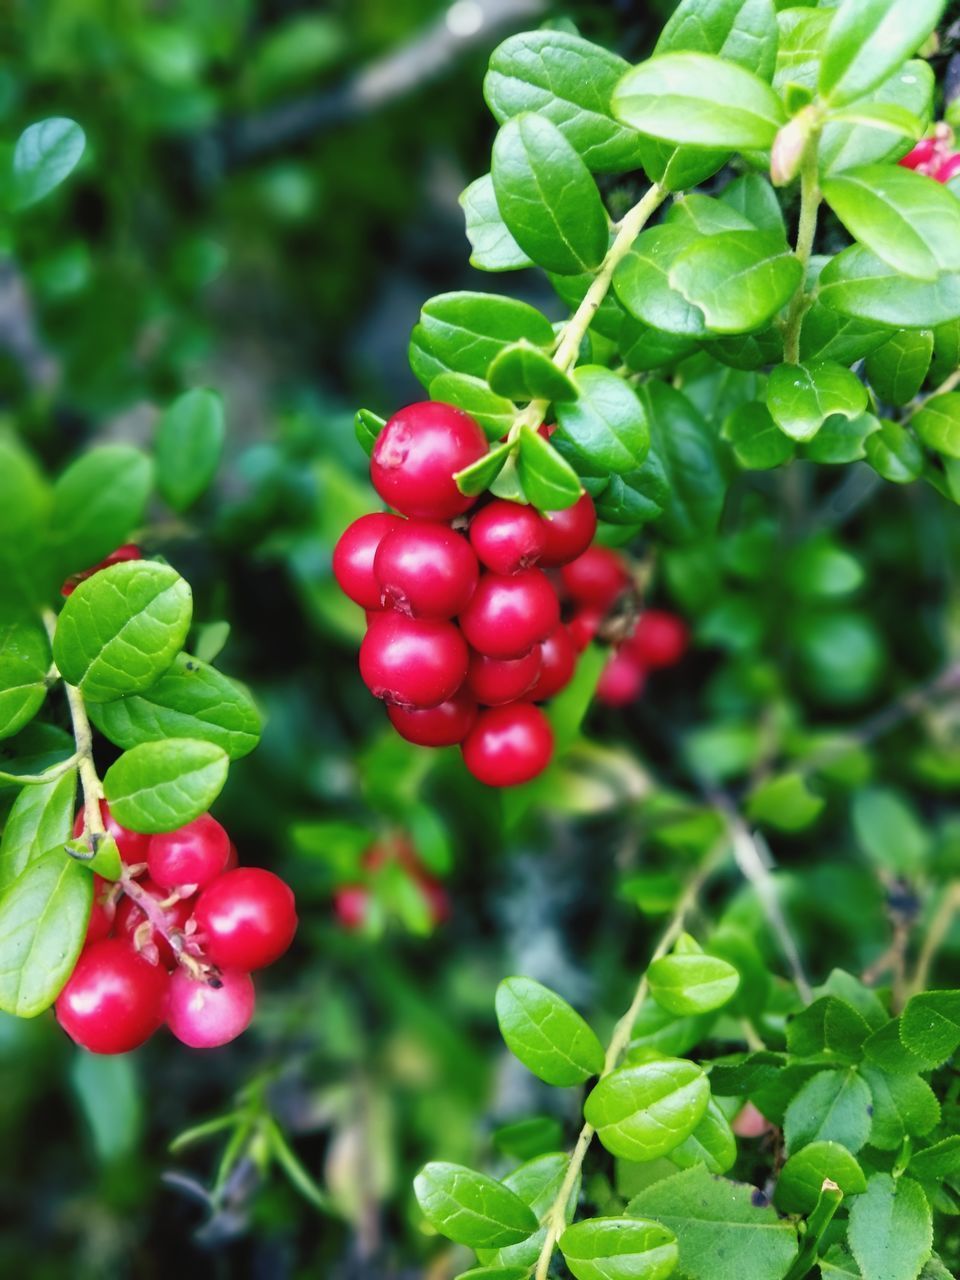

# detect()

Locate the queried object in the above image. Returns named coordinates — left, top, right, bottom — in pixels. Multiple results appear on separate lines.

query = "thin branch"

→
left=910, top=881, right=960, bottom=997
left=782, top=141, right=822, bottom=365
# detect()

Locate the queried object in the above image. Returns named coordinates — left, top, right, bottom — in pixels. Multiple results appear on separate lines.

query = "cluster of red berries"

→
left=333, top=836, right=450, bottom=932
left=900, top=125, right=960, bottom=184
left=56, top=802, right=297, bottom=1054
left=61, top=543, right=142, bottom=596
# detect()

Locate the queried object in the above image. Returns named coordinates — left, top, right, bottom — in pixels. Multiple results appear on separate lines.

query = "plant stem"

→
left=782, top=143, right=822, bottom=365
left=905, top=366, right=960, bottom=419
left=531, top=837, right=728, bottom=1280
left=910, top=881, right=960, bottom=997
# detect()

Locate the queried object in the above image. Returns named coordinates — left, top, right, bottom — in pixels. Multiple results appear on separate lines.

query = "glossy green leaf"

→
left=913, top=393, right=960, bottom=459
left=802, top=410, right=880, bottom=464
left=517, top=426, right=582, bottom=511
left=783, top=1068, right=873, bottom=1154
left=668, top=1098, right=737, bottom=1174
left=454, top=1269, right=527, bottom=1280
left=0, top=441, right=50, bottom=614
left=614, top=226, right=708, bottom=338
left=670, top=231, right=801, bottom=336
left=657, top=0, right=778, bottom=82
left=477, top=1152, right=579, bottom=1270
left=460, top=174, right=533, bottom=272
left=419, top=292, right=555, bottom=382
left=820, top=62, right=935, bottom=177
left=775, top=1141, right=867, bottom=1214
left=155, top=388, right=225, bottom=512
left=488, top=342, right=578, bottom=403
left=455, top=440, right=514, bottom=496
left=909, top=1136, right=960, bottom=1181
left=899, top=990, right=960, bottom=1068
left=747, top=771, right=826, bottom=832
left=848, top=1174, right=933, bottom=1280
left=12, top=118, right=85, bottom=209
left=354, top=408, right=385, bottom=456
left=865, top=330, right=934, bottom=406
left=0, top=619, right=49, bottom=741
left=647, top=949, right=740, bottom=1016
left=723, top=402, right=795, bottom=470
left=819, top=0, right=945, bottom=107
left=860, top=1065, right=940, bottom=1150
left=413, top=1162, right=538, bottom=1249
left=103, top=738, right=229, bottom=833
left=718, top=172, right=785, bottom=235
left=775, top=8, right=832, bottom=92
left=559, top=1217, right=679, bottom=1280
left=584, top=1060, right=710, bottom=1162
left=0, top=851, right=91, bottom=1016
left=0, top=770, right=76, bottom=893
left=665, top=194, right=753, bottom=237
left=766, top=361, right=868, bottom=442
left=430, top=374, right=516, bottom=441
left=495, top=975, right=604, bottom=1086
left=820, top=245, right=960, bottom=328
left=800, top=299, right=889, bottom=364
left=48, top=445, right=153, bottom=577
left=641, top=381, right=728, bottom=544
left=555, top=366, right=649, bottom=472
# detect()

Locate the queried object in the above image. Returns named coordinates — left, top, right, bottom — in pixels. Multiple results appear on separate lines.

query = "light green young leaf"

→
left=354, top=408, right=386, bottom=456
left=0, top=618, right=50, bottom=741
left=860, top=1065, right=940, bottom=1150
left=775, top=1141, right=867, bottom=1214
left=155, top=388, right=225, bottom=512
left=746, top=772, right=825, bottom=832
left=430, top=374, right=516, bottom=441
left=556, top=366, right=650, bottom=472
left=455, top=441, right=514, bottom=496
left=819, top=0, right=946, bottom=107
left=419, top=292, right=555, bottom=381
left=613, top=226, right=708, bottom=338
left=12, top=118, right=86, bottom=209
left=413, top=1162, right=538, bottom=1249
left=495, top=975, right=604, bottom=1086
left=488, top=341, right=578, bottom=403
left=477, top=1152, right=579, bottom=1270
left=647, top=950, right=740, bottom=1016
left=847, top=1174, right=933, bottom=1280
left=584, top=1060, right=710, bottom=1162
left=820, top=61, right=935, bottom=177
left=658, top=0, right=779, bottom=82
left=913, top=393, right=960, bottom=460
left=668, top=1098, right=737, bottom=1174
left=766, top=361, right=868, bottom=442
left=865, top=330, right=934, bottom=406
left=517, top=426, right=583, bottom=511
left=559, top=1217, right=679, bottom=1280
left=0, top=769, right=76, bottom=893
left=103, top=738, right=229, bottom=833
left=460, top=174, right=534, bottom=272
left=48, top=445, right=153, bottom=577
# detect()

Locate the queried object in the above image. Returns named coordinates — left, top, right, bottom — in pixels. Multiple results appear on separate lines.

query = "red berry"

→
left=147, top=813, right=230, bottom=890
left=459, top=569, right=560, bottom=660
left=360, top=612, right=468, bottom=708
left=73, top=801, right=150, bottom=865
left=334, top=885, right=370, bottom=930
left=538, top=494, right=597, bottom=568
left=560, top=546, right=630, bottom=609
left=387, top=687, right=477, bottom=746
left=167, top=968, right=255, bottom=1048
left=420, top=876, right=451, bottom=926
left=225, top=841, right=239, bottom=871
left=525, top=625, right=576, bottom=702
left=469, top=500, right=546, bottom=574
left=55, top=937, right=170, bottom=1054
left=86, top=875, right=116, bottom=943
left=374, top=520, right=478, bottom=618
left=61, top=544, right=142, bottom=596
left=626, top=609, right=689, bottom=669
left=193, top=867, right=298, bottom=971
left=568, top=606, right=603, bottom=653
left=935, top=152, right=960, bottom=184
left=899, top=137, right=940, bottom=171
left=466, top=646, right=542, bottom=705
left=333, top=512, right=402, bottom=610
left=115, top=879, right=193, bottom=969
left=596, top=649, right=647, bottom=707
left=370, top=402, right=487, bottom=520
left=461, top=703, right=554, bottom=787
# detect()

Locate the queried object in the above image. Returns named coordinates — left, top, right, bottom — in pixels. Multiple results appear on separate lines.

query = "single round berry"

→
left=387, top=687, right=477, bottom=746
left=370, top=401, right=487, bottom=520
left=525, top=625, right=576, bottom=702
left=193, top=867, right=298, bottom=971
left=560, top=546, right=630, bottom=609
left=360, top=612, right=468, bottom=708
left=115, top=878, right=194, bottom=969
left=147, top=813, right=231, bottom=890
left=567, top=606, right=604, bottom=653
left=461, top=703, right=554, bottom=787
left=459, top=569, right=560, bottom=660
left=626, top=609, right=689, bottom=669
left=538, top=493, right=597, bottom=568
left=333, top=512, right=402, bottom=610
left=469, top=500, right=546, bottom=575
left=55, top=937, right=170, bottom=1054
left=466, top=645, right=542, bottom=705
left=167, top=967, right=255, bottom=1049
left=86, top=875, right=116, bottom=943
left=225, top=841, right=239, bottom=871
left=374, top=520, right=478, bottom=618
left=596, top=649, right=647, bottom=707
left=899, top=137, right=940, bottom=171
left=73, top=801, right=151, bottom=865
left=935, top=152, right=960, bottom=184
left=334, top=885, right=370, bottom=930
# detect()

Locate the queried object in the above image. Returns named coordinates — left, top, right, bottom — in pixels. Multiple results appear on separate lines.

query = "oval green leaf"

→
left=155, top=388, right=225, bottom=513
left=103, top=738, right=229, bottom=834
left=0, top=618, right=50, bottom=741
left=648, top=950, right=740, bottom=1015
left=559, top=1217, right=679, bottom=1280
left=12, top=117, right=86, bottom=209
left=49, top=445, right=153, bottom=578
left=0, top=769, right=76, bottom=893
left=413, top=1162, right=538, bottom=1249
left=775, top=1140, right=868, bottom=1214
left=495, top=975, right=604, bottom=1086
left=584, top=1060, right=710, bottom=1162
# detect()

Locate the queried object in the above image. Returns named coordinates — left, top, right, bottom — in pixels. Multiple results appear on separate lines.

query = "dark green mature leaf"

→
left=657, top=0, right=778, bottom=82
left=723, top=402, right=795, bottom=470
left=484, top=30, right=646, bottom=172
left=783, top=1068, right=873, bottom=1153
left=913, top=393, right=960, bottom=459
left=800, top=299, right=889, bottom=364
left=614, top=226, right=708, bottom=338
left=559, top=1217, right=679, bottom=1280
left=820, top=1246, right=862, bottom=1279
left=865, top=331, right=934, bottom=406
left=0, top=770, right=76, bottom=893
left=802, top=411, right=880, bottom=464
left=819, top=0, right=945, bottom=107
left=628, top=1166, right=798, bottom=1280
left=413, top=1162, right=538, bottom=1249
left=848, top=1174, right=933, bottom=1280
left=0, top=619, right=49, bottom=740
left=641, top=381, right=728, bottom=544
left=718, top=172, right=785, bottom=235
left=767, top=361, right=867, bottom=442
left=786, top=996, right=871, bottom=1060
left=495, top=975, right=604, bottom=1086
left=899, top=991, right=960, bottom=1067
left=910, top=1136, right=960, bottom=1180
left=647, top=948, right=740, bottom=1016
left=419, top=292, right=555, bottom=382
left=460, top=174, right=534, bottom=272
left=103, top=738, right=229, bottom=833
left=12, top=118, right=85, bottom=209
left=555, top=366, right=649, bottom=472
left=492, top=114, right=609, bottom=275
left=488, top=342, right=578, bottom=403
left=585, top=1060, right=710, bottom=1162
left=0, top=442, right=50, bottom=613
left=517, top=427, right=582, bottom=511
left=860, top=1065, right=940, bottom=1149
left=430, top=374, right=516, bottom=441
left=775, top=1141, right=867, bottom=1214
left=48, top=445, right=153, bottom=577
left=0, top=851, right=91, bottom=1016
left=612, top=54, right=785, bottom=149
left=455, top=441, right=514, bottom=496
left=155, top=389, right=225, bottom=512
left=595, top=467, right=667, bottom=526
left=669, top=232, right=803, bottom=335
left=819, top=246, right=960, bottom=328
left=88, top=652, right=262, bottom=760
left=53, top=561, right=192, bottom=703
left=863, top=1018, right=928, bottom=1075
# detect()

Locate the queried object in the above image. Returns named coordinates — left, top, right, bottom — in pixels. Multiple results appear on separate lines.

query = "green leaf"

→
left=628, top=1165, right=799, bottom=1280
left=668, top=232, right=803, bottom=336
left=455, top=441, right=514, bottom=496
left=800, top=300, right=889, bottom=364
left=909, top=1136, right=960, bottom=1181
left=559, top=1217, right=679, bottom=1280
left=820, top=62, right=935, bottom=177
left=913, top=393, right=960, bottom=459
left=614, top=226, right=709, bottom=338
left=354, top=408, right=385, bottom=457
left=0, top=440, right=50, bottom=614
left=0, top=619, right=49, bottom=741
left=484, top=30, right=646, bottom=172
left=88, top=652, right=262, bottom=760
left=665, top=194, right=754, bottom=236
left=48, top=445, right=153, bottom=577
left=786, top=996, right=871, bottom=1060
left=430, top=374, right=516, bottom=441
left=820, top=1246, right=862, bottom=1279
left=0, top=770, right=76, bottom=893
left=555, top=366, right=650, bottom=472
left=848, top=1174, right=933, bottom=1280
left=865, top=331, right=934, bottom=406
left=647, top=948, right=740, bottom=1016
left=71, top=1053, right=142, bottom=1163
left=860, top=1065, right=940, bottom=1150
left=584, top=1060, right=710, bottom=1162
left=491, top=113, right=608, bottom=276
left=492, top=1116, right=564, bottom=1161
left=488, top=342, right=578, bottom=403
left=155, top=388, right=225, bottom=512
left=12, top=118, right=85, bottom=209
left=641, top=381, right=728, bottom=545
left=612, top=53, right=785, bottom=149
left=852, top=787, right=929, bottom=875
left=477, top=1152, right=579, bottom=1270
left=657, top=0, right=779, bottom=82
left=103, top=738, right=229, bottom=834
left=517, top=426, right=582, bottom=511
left=899, top=991, right=960, bottom=1068
left=718, top=172, right=785, bottom=236
left=783, top=1068, right=873, bottom=1154
left=460, top=174, right=534, bottom=272
left=829, top=102, right=924, bottom=139
left=766, top=361, right=868, bottom=442
left=775, top=1141, right=867, bottom=1214
left=0, top=851, right=91, bottom=1016
left=455, top=1269, right=528, bottom=1280
left=495, top=975, right=604, bottom=1086
left=747, top=772, right=826, bottom=832
left=627, top=1000, right=717, bottom=1060
left=775, top=8, right=833, bottom=93
left=53, top=561, right=193, bottom=703
left=863, top=1018, right=927, bottom=1075
left=819, top=245, right=960, bottom=329
left=419, top=292, right=555, bottom=381
left=0, top=723, right=75, bottom=790
left=413, top=1162, right=538, bottom=1249
left=668, top=1098, right=737, bottom=1174
left=802, top=411, right=880, bottom=464
left=819, top=0, right=946, bottom=107
left=723, top=402, right=795, bottom=470
left=822, top=166, right=960, bottom=282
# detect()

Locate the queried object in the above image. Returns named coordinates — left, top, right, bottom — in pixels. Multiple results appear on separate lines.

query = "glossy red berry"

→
left=459, top=569, right=560, bottom=660
left=193, top=867, right=298, bottom=971
left=334, top=885, right=370, bottom=930
left=370, top=401, right=487, bottom=520
left=55, top=937, right=170, bottom=1054
left=333, top=512, right=402, bottom=610
left=626, top=609, right=689, bottom=669
left=469, top=500, right=546, bottom=574
left=466, top=645, right=542, bottom=705
left=560, top=546, right=630, bottom=609
left=461, top=703, right=554, bottom=787
left=525, top=625, right=576, bottom=702
left=225, top=841, right=239, bottom=871
left=73, top=800, right=150, bottom=865
left=387, top=687, right=477, bottom=746
left=374, top=520, right=478, bottom=618
left=596, top=649, right=647, bottom=707
left=86, top=875, right=116, bottom=943
left=935, top=152, right=960, bottom=184
left=899, top=137, right=940, bottom=171
left=167, top=968, right=255, bottom=1048
left=147, top=813, right=231, bottom=890
left=568, top=606, right=604, bottom=653
left=360, top=612, right=468, bottom=708
left=538, top=493, right=597, bottom=568
left=115, top=879, right=193, bottom=969
left=61, top=544, right=142, bottom=596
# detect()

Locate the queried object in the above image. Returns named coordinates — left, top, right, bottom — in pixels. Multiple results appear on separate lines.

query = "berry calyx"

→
left=374, top=519, right=478, bottom=618
left=387, top=687, right=477, bottom=746
left=538, top=493, right=597, bottom=567
left=560, top=546, right=630, bottom=609
left=466, top=646, right=542, bottom=705
left=469, top=499, right=545, bottom=574
left=459, top=568, right=560, bottom=660
left=626, top=609, right=689, bottom=669
left=525, top=625, right=576, bottom=702
left=55, top=937, right=170, bottom=1054
left=333, top=512, right=402, bottom=610
left=115, top=878, right=193, bottom=968
left=596, top=649, right=647, bottom=707
left=461, top=703, right=554, bottom=787
left=360, top=612, right=469, bottom=708
left=167, top=967, right=255, bottom=1048
left=193, top=867, right=298, bottom=971
left=147, top=813, right=231, bottom=890
left=73, top=800, right=151, bottom=865
left=370, top=401, right=487, bottom=520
